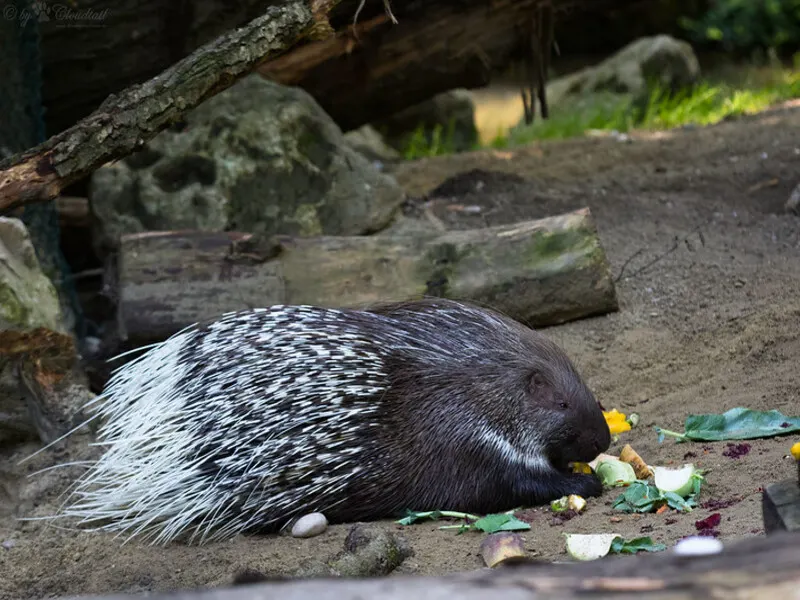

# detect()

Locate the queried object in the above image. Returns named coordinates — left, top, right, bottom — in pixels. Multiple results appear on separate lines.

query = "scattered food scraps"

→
left=604, top=409, right=632, bottom=435
left=722, top=442, right=751, bottom=458
left=700, top=497, right=742, bottom=510
left=612, top=463, right=704, bottom=515
left=564, top=534, right=666, bottom=561
left=596, top=460, right=637, bottom=487
left=619, top=444, right=653, bottom=479
left=396, top=510, right=530, bottom=534
left=571, top=462, right=593, bottom=474
left=588, top=453, right=621, bottom=470
left=551, top=495, right=587, bottom=513
left=694, top=513, right=722, bottom=537
left=396, top=510, right=479, bottom=526
left=613, top=481, right=695, bottom=514
left=652, top=464, right=704, bottom=498
left=655, top=408, right=800, bottom=442
left=791, top=442, right=800, bottom=461
left=448, top=513, right=531, bottom=534
left=480, top=532, right=527, bottom=567
left=695, top=513, right=721, bottom=531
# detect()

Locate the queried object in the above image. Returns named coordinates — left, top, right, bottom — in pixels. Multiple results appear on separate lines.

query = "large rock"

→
left=0, top=217, right=82, bottom=447
left=546, top=35, right=701, bottom=106
left=344, top=125, right=401, bottom=163
left=0, top=217, right=65, bottom=334
left=373, top=89, right=479, bottom=154
left=89, top=75, right=406, bottom=250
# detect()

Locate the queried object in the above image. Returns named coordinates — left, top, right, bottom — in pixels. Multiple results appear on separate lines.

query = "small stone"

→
left=673, top=536, right=723, bottom=556
left=2, top=540, right=15, bottom=550
left=291, top=512, right=328, bottom=538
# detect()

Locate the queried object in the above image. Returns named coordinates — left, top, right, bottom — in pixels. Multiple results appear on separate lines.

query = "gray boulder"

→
left=0, top=217, right=65, bottom=333
left=344, top=125, right=401, bottom=163
left=0, top=217, right=72, bottom=447
left=89, top=75, right=405, bottom=248
left=547, top=35, right=701, bottom=106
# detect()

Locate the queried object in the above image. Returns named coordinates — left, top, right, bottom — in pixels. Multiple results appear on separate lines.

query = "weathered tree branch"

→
left=0, top=1, right=316, bottom=215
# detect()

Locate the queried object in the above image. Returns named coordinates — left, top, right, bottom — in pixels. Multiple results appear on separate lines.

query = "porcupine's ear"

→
left=528, top=370, right=546, bottom=394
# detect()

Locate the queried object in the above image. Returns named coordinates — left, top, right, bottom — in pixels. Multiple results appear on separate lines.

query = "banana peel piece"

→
left=619, top=444, right=653, bottom=479
left=480, top=532, right=527, bottom=568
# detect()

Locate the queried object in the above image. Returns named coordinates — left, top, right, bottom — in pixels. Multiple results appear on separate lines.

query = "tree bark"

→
left=111, top=208, right=618, bottom=344
left=0, top=1, right=315, bottom=215
left=51, top=531, right=800, bottom=600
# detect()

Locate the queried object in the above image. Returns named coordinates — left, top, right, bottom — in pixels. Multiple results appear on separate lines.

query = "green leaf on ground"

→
left=612, top=480, right=699, bottom=513
left=472, top=513, right=531, bottom=533
left=396, top=510, right=480, bottom=526
left=655, top=408, right=800, bottom=442
left=610, top=536, right=667, bottom=554
left=396, top=510, right=529, bottom=533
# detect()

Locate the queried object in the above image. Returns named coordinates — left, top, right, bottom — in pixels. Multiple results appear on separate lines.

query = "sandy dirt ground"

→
left=2, top=100, right=800, bottom=600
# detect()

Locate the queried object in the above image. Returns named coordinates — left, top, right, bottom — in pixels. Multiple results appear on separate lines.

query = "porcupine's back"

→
left=57, top=299, right=609, bottom=544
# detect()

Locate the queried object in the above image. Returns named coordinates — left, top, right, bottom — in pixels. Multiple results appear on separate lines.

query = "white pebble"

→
left=673, top=536, right=723, bottom=556
left=291, top=512, right=328, bottom=538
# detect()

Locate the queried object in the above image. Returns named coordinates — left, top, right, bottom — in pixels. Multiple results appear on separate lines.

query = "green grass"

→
left=399, top=61, right=800, bottom=157
left=494, top=65, right=800, bottom=149
left=401, top=122, right=459, bottom=160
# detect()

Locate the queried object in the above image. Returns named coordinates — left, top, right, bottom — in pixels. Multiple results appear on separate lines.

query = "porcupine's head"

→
left=367, top=298, right=611, bottom=474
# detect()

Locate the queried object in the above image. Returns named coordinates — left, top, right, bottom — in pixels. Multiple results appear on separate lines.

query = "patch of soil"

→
left=2, top=103, right=800, bottom=600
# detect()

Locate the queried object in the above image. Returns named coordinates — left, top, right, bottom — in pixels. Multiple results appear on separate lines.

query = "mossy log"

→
left=58, top=531, right=800, bottom=600
left=112, top=208, right=617, bottom=344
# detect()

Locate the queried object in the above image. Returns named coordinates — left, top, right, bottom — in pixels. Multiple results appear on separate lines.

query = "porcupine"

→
left=43, top=298, right=611, bottom=545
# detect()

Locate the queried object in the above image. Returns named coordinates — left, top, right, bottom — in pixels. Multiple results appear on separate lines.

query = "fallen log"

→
left=35, top=0, right=647, bottom=142
left=111, top=208, right=617, bottom=344
left=0, top=0, right=320, bottom=215
left=59, top=531, right=800, bottom=600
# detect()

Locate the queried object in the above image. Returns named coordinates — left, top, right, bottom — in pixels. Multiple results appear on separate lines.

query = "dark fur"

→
left=303, top=298, right=611, bottom=525
left=88, top=297, right=611, bottom=541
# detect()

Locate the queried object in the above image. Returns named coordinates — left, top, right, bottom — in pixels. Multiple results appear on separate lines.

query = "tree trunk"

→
left=111, top=208, right=618, bottom=344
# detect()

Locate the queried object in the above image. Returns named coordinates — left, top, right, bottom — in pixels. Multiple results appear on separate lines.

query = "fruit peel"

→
left=652, top=463, right=701, bottom=498
left=604, top=409, right=631, bottom=435
left=596, top=460, right=637, bottom=487
left=480, top=532, right=527, bottom=568
left=791, top=442, right=800, bottom=461
left=564, top=533, right=620, bottom=561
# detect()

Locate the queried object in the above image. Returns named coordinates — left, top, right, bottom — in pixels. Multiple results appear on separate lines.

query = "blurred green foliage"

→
left=681, top=0, right=800, bottom=53
left=493, top=65, right=800, bottom=149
